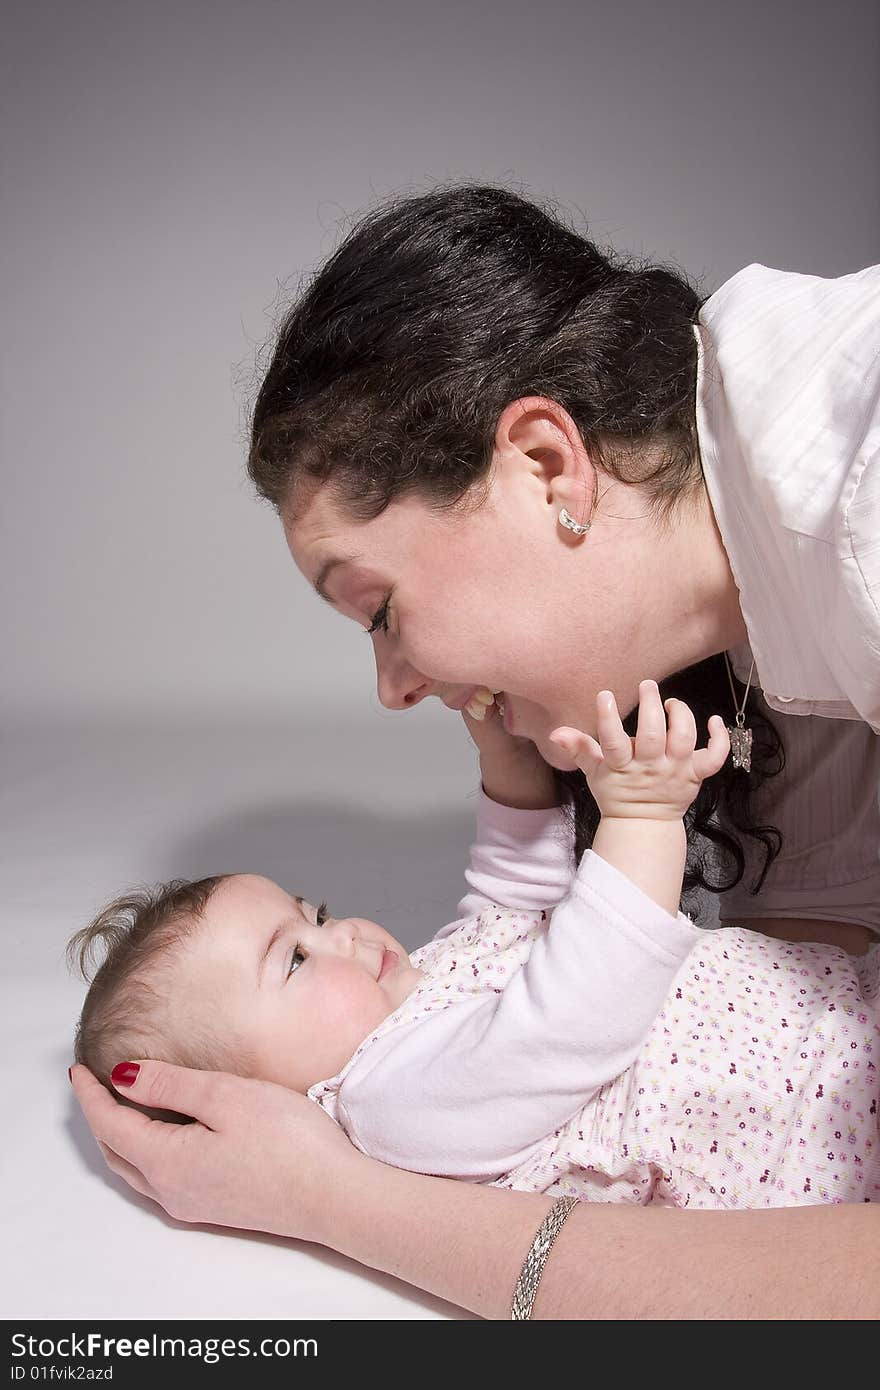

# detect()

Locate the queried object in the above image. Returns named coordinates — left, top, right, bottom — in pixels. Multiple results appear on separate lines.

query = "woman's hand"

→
left=550, top=681, right=729, bottom=821
left=461, top=689, right=559, bottom=810
left=70, top=1061, right=363, bottom=1245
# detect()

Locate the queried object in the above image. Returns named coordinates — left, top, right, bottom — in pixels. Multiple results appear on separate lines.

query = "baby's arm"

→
left=339, top=685, right=729, bottom=1174
left=335, top=846, right=703, bottom=1177
left=432, top=691, right=573, bottom=940
left=460, top=685, right=560, bottom=812
left=437, top=794, right=574, bottom=939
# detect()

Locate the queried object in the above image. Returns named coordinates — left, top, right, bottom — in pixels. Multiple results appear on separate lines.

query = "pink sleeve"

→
left=432, top=789, right=576, bottom=941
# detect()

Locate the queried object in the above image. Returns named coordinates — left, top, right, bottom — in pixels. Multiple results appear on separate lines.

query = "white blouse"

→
left=695, top=261, right=880, bottom=934
left=695, top=260, right=880, bottom=729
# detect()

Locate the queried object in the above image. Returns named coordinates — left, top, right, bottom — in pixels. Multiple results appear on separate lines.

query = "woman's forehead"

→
left=284, top=488, right=443, bottom=578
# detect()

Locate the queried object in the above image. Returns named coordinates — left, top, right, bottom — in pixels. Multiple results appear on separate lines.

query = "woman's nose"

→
left=372, top=639, right=433, bottom=711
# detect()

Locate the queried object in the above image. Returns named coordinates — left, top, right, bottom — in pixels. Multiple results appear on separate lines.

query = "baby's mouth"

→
left=378, top=948, right=398, bottom=980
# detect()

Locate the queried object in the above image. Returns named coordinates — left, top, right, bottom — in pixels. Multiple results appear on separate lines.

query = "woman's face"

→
left=284, top=452, right=643, bottom=769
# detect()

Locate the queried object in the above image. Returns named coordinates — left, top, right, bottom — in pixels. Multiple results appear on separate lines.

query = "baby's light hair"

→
left=68, top=876, right=249, bottom=1122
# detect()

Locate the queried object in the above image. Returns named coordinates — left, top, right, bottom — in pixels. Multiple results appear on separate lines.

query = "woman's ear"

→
left=493, top=396, right=596, bottom=513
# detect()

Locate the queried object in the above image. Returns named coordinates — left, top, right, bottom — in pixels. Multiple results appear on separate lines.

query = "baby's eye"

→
left=287, top=945, right=307, bottom=978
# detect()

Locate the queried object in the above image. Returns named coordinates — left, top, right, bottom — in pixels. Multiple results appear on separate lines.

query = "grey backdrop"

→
left=1, top=0, right=878, bottom=1321
left=3, top=0, right=878, bottom=723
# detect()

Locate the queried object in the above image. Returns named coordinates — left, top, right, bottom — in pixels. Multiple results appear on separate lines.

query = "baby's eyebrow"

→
left=257, top=896, right=308, bottom=984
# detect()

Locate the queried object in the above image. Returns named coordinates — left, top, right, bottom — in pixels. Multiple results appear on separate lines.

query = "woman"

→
left=72, top=187, right=880, bottom=1317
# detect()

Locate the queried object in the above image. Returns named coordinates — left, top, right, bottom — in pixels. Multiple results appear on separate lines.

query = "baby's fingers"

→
left=664, top=698, right=697, bottom=760
left=633, top=680, right=667, bottom=761
left=549, top=725, right=604, bottom=776
left=692, top=715, right=731, bottom=782
left=595, top=690, right=633, bottom=769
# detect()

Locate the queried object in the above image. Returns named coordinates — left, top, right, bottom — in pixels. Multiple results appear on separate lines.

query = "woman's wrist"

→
left=302, top=1144, right=376, bottom=1249
left=319, top=1150, right=556, bottom=1318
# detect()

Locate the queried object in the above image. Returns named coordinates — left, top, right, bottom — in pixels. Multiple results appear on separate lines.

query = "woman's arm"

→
left=70, top=1061, right=880, bottom=1319
left=336, top=1157, right=880, bottom=1320
left=733, top=916, right=873, bottom=955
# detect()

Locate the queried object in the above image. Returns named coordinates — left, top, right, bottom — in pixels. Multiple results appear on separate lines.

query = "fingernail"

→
left=111, top=1062, right=140, bottom=1088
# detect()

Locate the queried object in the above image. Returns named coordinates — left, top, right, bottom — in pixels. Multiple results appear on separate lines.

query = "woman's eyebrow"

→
left=257, top=896, right=307, bottom=984
left=313, top=554, right=364, bottom=604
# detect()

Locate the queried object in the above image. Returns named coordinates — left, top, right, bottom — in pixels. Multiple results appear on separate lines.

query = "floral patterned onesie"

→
left=501, top=921, right=880, bottom=1206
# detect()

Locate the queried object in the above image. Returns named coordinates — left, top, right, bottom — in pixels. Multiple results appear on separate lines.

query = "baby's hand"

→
left=462, top=689, right=559, bottom=810
left=549, top=680, right=730, bottom=821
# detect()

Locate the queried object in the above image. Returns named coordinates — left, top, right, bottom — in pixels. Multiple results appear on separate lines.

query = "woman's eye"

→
left=366, top=594, right=392, bottom=637
left=315, top=901, right=329, bottom=926
left=287, top=945, right=307, bottom=978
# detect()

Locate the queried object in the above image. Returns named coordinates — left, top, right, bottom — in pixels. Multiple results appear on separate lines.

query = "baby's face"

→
left=181, top=874, right=424, bottom=1092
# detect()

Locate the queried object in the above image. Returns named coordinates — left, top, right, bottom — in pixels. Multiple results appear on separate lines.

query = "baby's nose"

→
left=320, top=920, right=358, bottom=955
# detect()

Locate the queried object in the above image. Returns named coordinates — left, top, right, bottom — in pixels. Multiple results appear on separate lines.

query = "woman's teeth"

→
left=464, top=687, right=504, bottom=720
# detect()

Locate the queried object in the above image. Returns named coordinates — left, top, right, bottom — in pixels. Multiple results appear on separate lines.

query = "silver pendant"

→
left=728, top=721, right=753, bottom=772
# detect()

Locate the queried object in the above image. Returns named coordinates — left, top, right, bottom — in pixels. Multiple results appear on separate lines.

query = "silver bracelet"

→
left=510, top=1195, right=580, bottom=1320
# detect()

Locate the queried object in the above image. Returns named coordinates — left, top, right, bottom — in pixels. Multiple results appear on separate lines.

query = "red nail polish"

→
left=111, top=1062, right=140, bottom=1087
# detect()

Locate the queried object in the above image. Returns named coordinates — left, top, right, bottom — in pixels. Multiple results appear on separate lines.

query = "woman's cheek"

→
left=401, top=628, right=457, bottom=682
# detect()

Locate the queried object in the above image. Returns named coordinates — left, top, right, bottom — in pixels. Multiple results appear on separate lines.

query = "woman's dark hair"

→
left=248, top=184, right=784, bottom=913
left=249, top=184, right=704, bottom=522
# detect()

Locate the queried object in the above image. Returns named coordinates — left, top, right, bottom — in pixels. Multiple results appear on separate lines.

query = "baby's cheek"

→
left=319, top=962, right=390, bottom=1040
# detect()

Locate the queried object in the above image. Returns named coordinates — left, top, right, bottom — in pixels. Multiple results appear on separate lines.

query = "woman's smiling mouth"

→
left=443, top=686, right=480, bottom=712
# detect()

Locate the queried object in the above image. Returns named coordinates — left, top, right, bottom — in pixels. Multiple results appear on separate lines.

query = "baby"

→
left=70, top=683, right=880, bottom=1208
